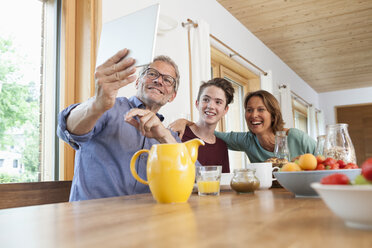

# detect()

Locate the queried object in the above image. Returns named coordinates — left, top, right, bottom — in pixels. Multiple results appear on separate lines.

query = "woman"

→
left=170, top=90, right=316, bottom=163
left=180, top=78, right=234, bottom=173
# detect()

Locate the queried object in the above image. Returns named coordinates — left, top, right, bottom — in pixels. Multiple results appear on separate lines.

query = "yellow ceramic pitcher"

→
left=130, top=138, right=204, bottom=203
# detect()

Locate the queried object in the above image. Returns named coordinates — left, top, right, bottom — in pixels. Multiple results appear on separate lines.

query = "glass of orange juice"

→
left=196, top=166, right=222, bottom=196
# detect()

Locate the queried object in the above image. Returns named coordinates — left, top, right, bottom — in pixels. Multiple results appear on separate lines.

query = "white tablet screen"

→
left=96, top=4, right=160, bottom=68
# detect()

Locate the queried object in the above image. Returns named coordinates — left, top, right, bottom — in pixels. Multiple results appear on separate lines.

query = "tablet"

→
left=96, top=4, right=160, bottom=67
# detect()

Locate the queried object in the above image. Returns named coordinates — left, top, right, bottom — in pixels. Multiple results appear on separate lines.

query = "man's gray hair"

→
left=139, top=55, right=180, bottom=92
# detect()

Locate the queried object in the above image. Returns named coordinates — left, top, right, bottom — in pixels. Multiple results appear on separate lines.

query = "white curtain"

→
left=317, top=110, right=326, bottom=136
left=279, top=86, right=294, bottom=128
left=260, top=70, right=273, bottom=94
left=189, top=19, right=211, bottom=121
left=307, top=105, right=317, bottom=139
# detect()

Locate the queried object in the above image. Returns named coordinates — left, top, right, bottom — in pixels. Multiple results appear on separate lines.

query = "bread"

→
left=265, top=157, right=288, bottom=168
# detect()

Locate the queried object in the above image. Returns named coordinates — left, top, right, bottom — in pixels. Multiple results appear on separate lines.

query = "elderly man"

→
left=57, top=49, right=180, bottom=201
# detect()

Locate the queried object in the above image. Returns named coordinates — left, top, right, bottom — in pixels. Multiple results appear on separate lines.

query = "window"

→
left=292, top=97, right=308, bottom=134
left=0, top=0, right=101, bottom=183
left=0, top=0, right=59, bottom=183
left=211, top=46, right=261, bottom=171
left=0, top=159, right=4, bottom=167
left=13, top=160, right=18, bottom=169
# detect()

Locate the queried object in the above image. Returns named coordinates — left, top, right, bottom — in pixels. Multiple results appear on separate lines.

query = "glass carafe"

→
left=274, top=131, right=290, bottom=161
left=324, top=124, right=356, bottom=164
left=315, top=135, right=326, bottom=157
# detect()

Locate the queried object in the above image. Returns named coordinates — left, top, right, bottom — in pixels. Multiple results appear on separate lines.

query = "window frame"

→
left=60, top=0, right=101, bottom=180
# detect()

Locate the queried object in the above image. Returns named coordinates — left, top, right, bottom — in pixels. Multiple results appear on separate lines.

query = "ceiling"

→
left=217, top=0, right=372, bottom=93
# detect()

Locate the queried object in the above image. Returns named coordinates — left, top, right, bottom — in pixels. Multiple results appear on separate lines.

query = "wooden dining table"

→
left=0, top=188, right=371, bottom=248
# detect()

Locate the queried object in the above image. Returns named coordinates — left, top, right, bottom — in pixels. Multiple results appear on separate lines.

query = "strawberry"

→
left=361, top=157, right=372, bottom=181
left=321, top=173, right=350, bottom=185
left=330, top=163, right=339, bottom=170
left=323, top=157, right=337, bottom=166
left=316, top=155, right=325, bottom=164
left=345, top=163, right=359, bottom=169
left=337, top=160, right=346, bottom=169
left=316, top=163, right=325, bottom=170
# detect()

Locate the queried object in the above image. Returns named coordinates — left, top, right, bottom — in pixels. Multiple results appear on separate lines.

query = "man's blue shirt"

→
left=57, top=96, right=180, bottom=201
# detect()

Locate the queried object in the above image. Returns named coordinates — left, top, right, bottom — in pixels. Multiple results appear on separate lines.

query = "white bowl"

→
left=273, top=169, right=361, bottom=197
left=311, top=182, right=372, bottom=230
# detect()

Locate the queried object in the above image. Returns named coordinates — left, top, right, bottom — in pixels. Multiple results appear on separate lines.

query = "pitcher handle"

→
left=130, top=149, right=149, bottom=185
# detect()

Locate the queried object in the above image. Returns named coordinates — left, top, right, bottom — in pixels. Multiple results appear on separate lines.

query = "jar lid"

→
left=233, top=168, right=255, bottom=173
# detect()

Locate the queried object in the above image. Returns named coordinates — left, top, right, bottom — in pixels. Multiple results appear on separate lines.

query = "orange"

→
left=281, top=163, right=302, bottom=171
left=299, top=153, right=317, bottom=170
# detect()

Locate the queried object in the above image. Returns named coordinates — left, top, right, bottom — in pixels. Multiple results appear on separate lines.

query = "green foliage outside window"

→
left=0, top=37, right=40, bottom=183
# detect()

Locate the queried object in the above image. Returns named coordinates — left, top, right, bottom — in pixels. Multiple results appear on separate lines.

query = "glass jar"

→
left=230, top=168, right=260, bottom=194
left=274, top=131, right=290, bottom=161
left=324, top=124, right=356, bottom=164
left=315, top=135, right=326, bottom=157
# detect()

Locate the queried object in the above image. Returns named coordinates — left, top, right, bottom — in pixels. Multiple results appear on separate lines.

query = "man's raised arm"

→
left=67, top=49, right=137, bottom=135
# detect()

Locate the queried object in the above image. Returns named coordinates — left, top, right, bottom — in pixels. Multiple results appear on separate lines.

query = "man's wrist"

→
left=90, top=97, right=107, bottom=117
left=158, top=129, right=177, bottom=144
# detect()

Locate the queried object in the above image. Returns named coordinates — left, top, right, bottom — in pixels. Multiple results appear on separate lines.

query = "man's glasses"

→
left=142, top=68, right=176, bottom=88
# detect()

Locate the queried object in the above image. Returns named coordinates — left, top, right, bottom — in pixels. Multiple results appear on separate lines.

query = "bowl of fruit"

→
left=273, top=154, right=361, bottom=197
left=311, top=157, right=372, bottom=230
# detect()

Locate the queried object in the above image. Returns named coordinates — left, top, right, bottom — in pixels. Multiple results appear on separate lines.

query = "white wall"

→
left=102, top=0, right=323, bottom=126
left=319, top=87, right=372, bottom=125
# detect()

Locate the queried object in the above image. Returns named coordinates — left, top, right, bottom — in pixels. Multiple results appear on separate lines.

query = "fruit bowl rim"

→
left=273, top=168, right=361, bottom=174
